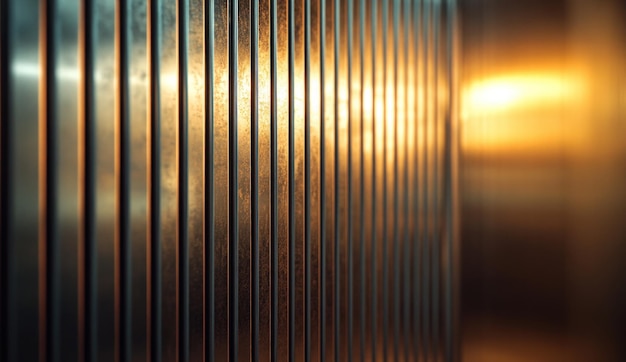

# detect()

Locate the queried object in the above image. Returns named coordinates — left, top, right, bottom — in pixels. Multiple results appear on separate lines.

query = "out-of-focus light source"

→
left=463, top=73, right=581, bottom=115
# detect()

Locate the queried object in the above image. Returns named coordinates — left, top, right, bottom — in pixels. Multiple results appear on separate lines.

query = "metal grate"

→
left=0, top=0, right=458, bottom=360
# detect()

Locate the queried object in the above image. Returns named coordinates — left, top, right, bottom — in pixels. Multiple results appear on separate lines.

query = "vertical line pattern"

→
left=116, top=0, right=132, bottom=359
left=269, top=0, right=279, bottom=359
left=346, top=0, right=354, bottom=359
left=304, top=0, right=312, bottom=360
left=287, top=0, right=296, bottom=359
left=0, top=1, right=13, bottom=361
left=392, top=0, right=400, bottom=359
left=0, top=0, right=9, bottom=356
left=430, top=3, right=441, bottom=359
left=412, top=2, right=421, bottom=359
left=422, top=0, right=430, bottom=360
left=228, top=0, right=239, bottom=359
left=148, top=0, right=163, bottom=360
left=332, top=0, right=341, bottom=359
left=445, top=1, right=457, bottom=361
left=178, top=0, right=190, bottom=359
left=402, top=1, right=411, bottom=361
left=41, top=0, right=60, bottom=359
left=358, top=0, right=366, bottom=359
left=251, top=0, right=260, bottom=360
left=381, top=0, right=389, bottom=359
left=204, top=0, right=214, bottom=359
left=0, top=0, right=458, bottom=359
left=370, top=0, right=378, bottom=359
left=318, top=0, right=327, bottom=359
left=79, top=0, right=98, bottom=359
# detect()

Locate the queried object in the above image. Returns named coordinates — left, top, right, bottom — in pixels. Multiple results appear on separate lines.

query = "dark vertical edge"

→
left=381, top=0, right=388, bottom=359
left=421, top=0, right=430, bottom=358
left=370, top=0, right=378, bottom=359
left=332, top=0, right=341, bottom=359
left=269, top=0, right=278, bottom=359
left=42, top=0, right=60, bottom=359
left=391, top=0, right=400, bottom=359
left=304, top=0, right=312, bottom=360
left=148, top=0, right=163, bottom=359
left=0, top=0, right=9, bottom=358
left=358, top=0, right=366, bottom=359
left=412, top=0, right=421, bottom=360
left=204, top=0, right=214, bottom=359
left=444, top=0, right=458, bottom=360
left=346, top=0, right=354, bottom=359
left=402, top=0, right=411, bottom=360
left=287, top=0, right=296, bottom=358
left=177, top=0, right=190, bottom=359
left=228, top=0, right=239, bottom=358
left=250, top=0, right=260, bottom=359
left=432, top=0, right=440, bottom=358
left=318, top=0, right=327, bottom=358
left=117, top=0, right=132, bottom=358
left=80, top=0, right=98, bottom=358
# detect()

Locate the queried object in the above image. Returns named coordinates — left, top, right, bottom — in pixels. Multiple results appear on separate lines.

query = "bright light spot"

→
left=464, top=74, right=580, bottom=114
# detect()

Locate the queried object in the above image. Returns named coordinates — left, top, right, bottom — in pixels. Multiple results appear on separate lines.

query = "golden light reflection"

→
left=463, top=73, right=581, bottom=115
left=462, top=72, right=585, bottom=153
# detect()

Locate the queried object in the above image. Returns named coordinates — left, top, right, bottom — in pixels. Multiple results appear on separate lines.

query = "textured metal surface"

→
left=0, top=0, right=458, bottom=360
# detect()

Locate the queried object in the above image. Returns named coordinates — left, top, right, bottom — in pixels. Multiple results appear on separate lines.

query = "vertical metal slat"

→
left=204, top=0, right=214, bottom=359
left=269, top=0, right=279, bottom=358
left=251, top=0, right=260, bottom=359
left=116, top=0, right=132, bottom=358
left=369, top=0, right=378, bottom=359
left=333, top=0, right=341, bottom=359
left=318, top=0, right=327, bottom=358
left=79, top=0, right=98, bottom=358
left=304, top=0, right=312, bottom=359
left=228, top=0, right=239, bottom=358
left=148, top=0, right=162, bottom=360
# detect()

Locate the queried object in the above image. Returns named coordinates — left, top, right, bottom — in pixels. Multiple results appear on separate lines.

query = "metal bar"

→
left=381, top=0, right=389, bottom=358
left=333, top=0, right=341, bottom=359
left=444, top=1, right=458, bottom=360
left=116, top=0, right=132, bottom=359
left=0, top=0, right=9, bottom=356
left=288, top=0, right=296, bottom=359
left=177, top=0, right=190, bottom=359
left=304, top=0, right=312, bottom=359
left=422, top=0, right=431, bottom=358
left=346, top=0, right=354, bottom=359
left=358, top=0, right=366, bottom=359
left=319, top=0, right=327, bottom=358
left=392, top=0, right=400, bottom=359
left=402, top=0, right=412, bottom=360
left=269, top=0, right=278, bottom=358
left=79, top=0, right=98, bottom=358
left=41, top=0, right=60, bottom=358
left=370, top=0, right=378, bottom=360
left=148, top=0, right=162, bottom=359
left=432, top=0, right=440, bottom=358
left=0, top=1, right=13, bottom=361
left=412, top=2, right=421, bottom=359
left=204, top=0, right=214, bottom=359
left=251, top=0, right=260, bottom=359
left=228, top=0, right=239, bottom=358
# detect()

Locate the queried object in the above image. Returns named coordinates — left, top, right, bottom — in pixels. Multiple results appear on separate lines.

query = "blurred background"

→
left=460, top=0, right=626, bottom=360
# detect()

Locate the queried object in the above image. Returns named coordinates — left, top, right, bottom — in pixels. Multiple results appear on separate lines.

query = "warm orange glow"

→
left=463, top=73, right=580, bottom=114
left=462, top=72, right=584, bottom=153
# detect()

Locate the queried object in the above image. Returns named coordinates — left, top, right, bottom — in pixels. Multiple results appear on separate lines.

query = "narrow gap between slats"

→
left=228, top=0, right=239, bottom=359
left=304, top=0, right=312, bottom=360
